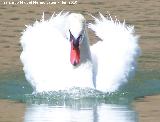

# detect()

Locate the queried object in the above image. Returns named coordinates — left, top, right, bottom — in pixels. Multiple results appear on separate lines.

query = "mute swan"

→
left=20, top=12, right=139, bottom=93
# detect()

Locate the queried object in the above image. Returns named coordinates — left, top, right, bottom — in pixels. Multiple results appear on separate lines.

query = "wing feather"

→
left=89, top=13, right=140, bottom=92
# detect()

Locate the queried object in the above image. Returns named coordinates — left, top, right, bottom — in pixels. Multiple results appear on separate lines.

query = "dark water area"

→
left=0, top=0, right=160, bottom=122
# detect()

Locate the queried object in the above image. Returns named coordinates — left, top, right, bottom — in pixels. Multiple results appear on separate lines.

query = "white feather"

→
left=20, top=12, right=140, bottom=93
left=89, top=13, right=140, bottom=92
left=20, top=12, right=94, bottom=92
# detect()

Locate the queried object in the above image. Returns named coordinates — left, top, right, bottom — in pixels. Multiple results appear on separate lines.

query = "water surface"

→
left=0, top=0, right=160, bottom=122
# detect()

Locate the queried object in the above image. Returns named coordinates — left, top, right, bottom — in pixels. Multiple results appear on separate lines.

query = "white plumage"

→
left=20, top=12, right=140, bottom=93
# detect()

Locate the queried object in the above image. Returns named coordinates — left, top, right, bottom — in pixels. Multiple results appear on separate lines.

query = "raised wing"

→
left=89, top=13, right=140, bottom=92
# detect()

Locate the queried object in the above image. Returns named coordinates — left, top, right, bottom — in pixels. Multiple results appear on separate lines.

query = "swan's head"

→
left=68, top=13, right=86, bottom=66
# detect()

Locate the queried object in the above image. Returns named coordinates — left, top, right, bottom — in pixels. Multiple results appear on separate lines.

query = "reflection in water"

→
left=24, top=103, right=137, bottom=122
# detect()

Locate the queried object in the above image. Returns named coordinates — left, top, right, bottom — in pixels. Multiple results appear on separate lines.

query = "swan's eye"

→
left=69, top=29, right=75, bottom=42
left=69, top=30, right=83, bottom=48
left=69, top=30, right=79, bottom=48
left=77, top=34, right=82, bottom=44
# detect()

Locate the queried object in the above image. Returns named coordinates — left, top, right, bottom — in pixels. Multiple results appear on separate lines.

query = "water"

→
left=1, top=71, right=160, bottom=122
left=0, top=0, right=160, bottom=122
left=24, top=104, right=137, bottom=122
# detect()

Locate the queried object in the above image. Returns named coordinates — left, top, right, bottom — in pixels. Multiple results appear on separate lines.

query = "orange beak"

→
left=70, top=41, right=80, bottom=66
left=69, top=30, right=81, bottom=66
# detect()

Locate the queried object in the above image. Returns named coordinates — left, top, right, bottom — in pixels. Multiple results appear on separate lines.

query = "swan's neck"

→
left=80, top=29, right=92, bottom=64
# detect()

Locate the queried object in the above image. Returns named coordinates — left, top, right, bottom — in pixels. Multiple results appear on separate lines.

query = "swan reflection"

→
left=24, top=103, right=137, bottom=122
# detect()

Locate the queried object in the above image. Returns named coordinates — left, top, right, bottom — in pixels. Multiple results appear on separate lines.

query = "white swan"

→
left=20, top=12, right=139, bottom=93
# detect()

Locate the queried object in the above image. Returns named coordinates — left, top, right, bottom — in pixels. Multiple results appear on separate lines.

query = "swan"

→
left=20, top=12, right=139, bottom=93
